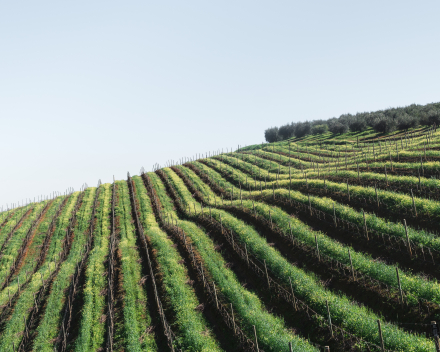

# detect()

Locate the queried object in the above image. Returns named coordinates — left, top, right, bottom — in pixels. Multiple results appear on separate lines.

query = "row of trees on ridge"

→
left=265, top=102, right=440, bottom=142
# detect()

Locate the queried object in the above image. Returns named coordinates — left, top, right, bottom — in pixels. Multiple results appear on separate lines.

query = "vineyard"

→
left=2, top=125, right=440, bottom=352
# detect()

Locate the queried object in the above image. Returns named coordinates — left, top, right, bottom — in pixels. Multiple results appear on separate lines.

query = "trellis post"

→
left=264, top=260, right=270, bottom=288
left=362, top=209, right=369, bottom=240
left=431, top=321, right=440, bottom=352
left=326, top=300, right=333, bottom=337
left=253, top=325, right=259, bottom=351
left=403, top=219, right=412, bottom=257
left=230, top=303, right=236, bottom=334
left=396, top=267, right=404, bottom=305
left=377, top=320, right=385, bottom=352
left=315, top=234, right=320, bottom=261
left=410, top=189, right=417, bottom=217
left=348, top=249, right=355, bottom=281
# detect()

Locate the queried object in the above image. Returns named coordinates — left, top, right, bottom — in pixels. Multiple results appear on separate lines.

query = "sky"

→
left=1, top=0, right=439, bottom=208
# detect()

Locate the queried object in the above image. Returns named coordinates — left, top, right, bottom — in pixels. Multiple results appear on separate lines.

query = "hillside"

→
left=0, top=125, right=439, bottom=352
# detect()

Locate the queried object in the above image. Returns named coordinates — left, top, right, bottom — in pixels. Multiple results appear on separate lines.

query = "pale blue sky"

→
left=1, top=1, right=439, bottom=207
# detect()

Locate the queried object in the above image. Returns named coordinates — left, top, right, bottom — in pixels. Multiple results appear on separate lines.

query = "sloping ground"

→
left=0, top=125, right=439, bottom=352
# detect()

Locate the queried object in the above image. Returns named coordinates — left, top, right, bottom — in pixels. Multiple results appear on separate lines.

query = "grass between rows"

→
left=163, top=167, right=434, bottom=352
left=0, top=193, right=78, bottom=350
left=32, top=188, right=96, bottom=351
left=197, top=159, right=440, bottom=253
left=114, top=181, right=157, bottom=351
left=146, top=172, right=318, bottom=352
left=75, top=183, right=112, bottom=352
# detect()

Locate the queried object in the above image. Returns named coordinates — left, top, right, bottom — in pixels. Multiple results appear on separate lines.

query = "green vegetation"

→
left=33, top=188, right=96, bottom=351
left=114, top=181, right=157, bottom=351
left=163, top=167, right=434, bottom=351
left=133, top=175, right=222, bottom=351
left=145, top=173, right=318, bottom=352
left=75, top=184, right=112, bottom=352
left=2, top=124, right=440, bottom=351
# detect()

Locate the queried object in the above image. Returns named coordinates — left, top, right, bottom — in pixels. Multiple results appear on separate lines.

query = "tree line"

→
left=265, top=102, right=440, bottom=142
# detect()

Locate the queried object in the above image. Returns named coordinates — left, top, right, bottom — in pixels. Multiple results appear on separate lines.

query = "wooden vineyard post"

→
left=289, top=342, right=293, bottom=352
left=230, top=303, right=236, bottom=334
left=253, top=325, right=259, bottom=351
left=333, top=203, right=337, bottom=228
left=362, top=210, right=369, bottom=240
left=269, top=209, right=273, bottom=229
left=24, top=316, right=28, bottom=338
left=410, top=189, right=417, bottom=217
left=346, top=180, right=350, bottom=201
left=289, top=222, right=293, bottom=244
left=308, top=194, right=312, bottom=216
left=324, top=347, right=330, bottom=352
left=201, top=264, right=206, bottom=287
left=213, top=283, right=218, bottom=309
left=357, top=163, right=360, bottom=181
left=315, top=234, right=320, bottom=261
left=384, top=165, right=388, bottom=186
left=244, top=244, right=249, bottom=266
left=326, top=300, right=333, bottom=337
left=403, top=219, right=412, bottom=257
left=375, top=183, right=379, bottom=208
left=396, top=267, right=404, bottom=305
left=264, top=260, right=270, bottom=288
left=431, top=321, right=440, bottom=352
left=348, top=249, right=355, bottom=281
left=289, top=277, right=297, bottom=310
left=377, top=320, right=385, bottom=352
left=418, top=168, right=421, bottom=190
left=289, top=166, right=292, bottom=190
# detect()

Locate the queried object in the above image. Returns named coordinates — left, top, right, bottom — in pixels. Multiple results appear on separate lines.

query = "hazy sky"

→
left=1, top=1, right=439, bottom=208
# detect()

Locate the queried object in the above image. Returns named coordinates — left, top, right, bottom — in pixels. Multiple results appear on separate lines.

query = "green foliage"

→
left=164, top=167, right=434, bottom=351
left=149, top=172, right=318, bottom=352
left=33, top=188, right=96, bottom=351
left=115, top=181, right=157, bottom=351
left=132, top=175, right=223, bottom=352
left=75, top=184, right=113, bottom=352
left=311, top=124, right=328, bottom=135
